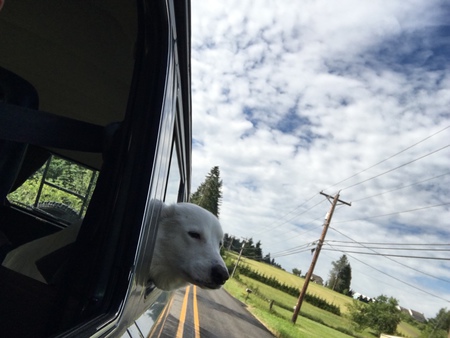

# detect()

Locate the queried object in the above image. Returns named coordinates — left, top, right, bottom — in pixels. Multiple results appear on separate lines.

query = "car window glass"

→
left=8, top=154, right=98, bottom=224
left=164, top=144, right=181, bottom=204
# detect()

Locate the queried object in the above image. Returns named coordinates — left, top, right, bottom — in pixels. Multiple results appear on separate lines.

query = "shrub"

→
left=237, top=264, right=341, bottom=316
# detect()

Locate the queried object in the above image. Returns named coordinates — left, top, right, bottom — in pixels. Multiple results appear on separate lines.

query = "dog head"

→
left=149, top=202, right=229, bottom=291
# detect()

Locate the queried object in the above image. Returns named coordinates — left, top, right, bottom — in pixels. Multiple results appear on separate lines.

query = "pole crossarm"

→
left=320, top=191, right=352, bottom=206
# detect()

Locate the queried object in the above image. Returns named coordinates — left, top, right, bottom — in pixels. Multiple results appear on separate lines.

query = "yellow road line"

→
left=152, top=296, right=174, bottom=338
left=176, top=286, right=191, bottom=338
left=193, top=286, right=201, bottom=338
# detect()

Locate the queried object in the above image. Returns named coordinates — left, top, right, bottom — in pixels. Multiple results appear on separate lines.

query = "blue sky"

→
left=190, top=0, right=450, bottom=318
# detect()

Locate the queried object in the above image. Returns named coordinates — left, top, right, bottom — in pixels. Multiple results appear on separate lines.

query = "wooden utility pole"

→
left=291, top=191, right=351, bottom=324
left=231, top=239, right=247, bottom=278
left=227, top=236, right=235, bottom=250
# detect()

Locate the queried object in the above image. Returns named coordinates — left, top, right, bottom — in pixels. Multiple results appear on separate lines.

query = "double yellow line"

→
left=176, top=285, right=201, bottom=338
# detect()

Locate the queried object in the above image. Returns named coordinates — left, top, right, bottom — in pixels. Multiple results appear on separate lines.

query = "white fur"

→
left=149, top=203, right=229, bottom=291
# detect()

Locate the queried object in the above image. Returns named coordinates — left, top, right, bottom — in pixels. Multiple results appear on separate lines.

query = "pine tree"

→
left=327, top=254, right=352, bottom=294
left=190, top=166, right=222, bottom=217
left=254, top=240, right=263, bottom=261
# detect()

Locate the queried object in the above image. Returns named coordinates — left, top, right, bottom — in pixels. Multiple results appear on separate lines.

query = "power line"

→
left=321, top=251, right=406, bottom=293
left=256, top=127, right=449, bottom=240
left=266, top=214, right=325, bottom=244
left=323, top=248, right=450, bottom=261
left=268, top=202, right=353, bottom=248
left=326, top=240, right=450, bottom=246
left=270, top=241, right=313, bottom=255
left=327, top=248, right=450, bottom=303
left=272, top=241, right=450, bottom=259
left=352, top=171, right=450, bottom=203
left=341, top=144, right=450, bottom=191
left=256, top=197, right=325, bottom=235
left=273, top=249, right=313, bottom=258
left=267, top=149, right=449, bottom=247
left=323, top=125, right=450, bottom=192
left=329, top=228, right=450, bottom=284
left=333, top=202, right=450, bottom=224
left=324, top=244, right=450, bottom=252
left=271, top=245, right=316, bottom=258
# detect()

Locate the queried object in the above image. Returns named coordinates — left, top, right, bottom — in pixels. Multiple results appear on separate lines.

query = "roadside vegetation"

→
left=222, top=251, right=448, bottom=338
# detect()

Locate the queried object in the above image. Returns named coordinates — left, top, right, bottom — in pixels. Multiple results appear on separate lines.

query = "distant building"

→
left=310, top=274, right=324, bottom=285
left=353, top=292, right=375, bottom=303
left=397, top=306, right=427, bottom=323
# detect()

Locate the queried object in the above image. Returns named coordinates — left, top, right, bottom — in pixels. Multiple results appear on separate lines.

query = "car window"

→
left=165, top=143, right=182, bottom=204
left=8, top=155, right=98, bottom=224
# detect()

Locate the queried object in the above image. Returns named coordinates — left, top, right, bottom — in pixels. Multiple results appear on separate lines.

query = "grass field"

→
left=224, top=278, right=356, bottom=338
left=223, top=252, right=422, bottom=338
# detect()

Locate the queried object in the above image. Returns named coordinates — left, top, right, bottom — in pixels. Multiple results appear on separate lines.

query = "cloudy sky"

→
left=189, top=0, right=450, bottom=318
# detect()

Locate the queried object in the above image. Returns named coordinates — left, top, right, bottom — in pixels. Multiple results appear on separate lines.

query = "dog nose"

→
left=211, top=264, right=229, bottom=285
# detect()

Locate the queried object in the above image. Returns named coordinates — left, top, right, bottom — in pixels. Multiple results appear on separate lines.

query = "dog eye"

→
left=188, top=231, right=201, bottom=240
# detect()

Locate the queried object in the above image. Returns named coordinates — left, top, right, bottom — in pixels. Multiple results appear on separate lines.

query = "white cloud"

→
left=190, top=0, right=450, bottom=318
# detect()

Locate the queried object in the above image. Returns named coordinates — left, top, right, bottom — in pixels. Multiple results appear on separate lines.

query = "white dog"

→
left=2, top=202, right=229, bottom=290
left=149, top=202, right=229, bottom=291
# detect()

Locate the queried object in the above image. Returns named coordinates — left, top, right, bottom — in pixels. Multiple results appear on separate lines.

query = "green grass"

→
left=238, top=275, right=345, bottom=328
left=231, top=253, right=354, bottom=314
left=224, top=251, right=422, bottom=338
left=224, top=278, right=355, bottom=338
left=397, top=321, right=422, bottom=338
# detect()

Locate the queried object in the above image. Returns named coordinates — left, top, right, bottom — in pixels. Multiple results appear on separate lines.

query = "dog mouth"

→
left=194, top=280, right=223, bottom=290
left=181, top=263, right=229, bottom=290
left=188, top=274, right=224, bottom=289
left=181, top=271, right=224, bottom=289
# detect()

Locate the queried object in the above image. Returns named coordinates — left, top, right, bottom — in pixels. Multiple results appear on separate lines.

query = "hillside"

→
left=236, top=253, right=353, bottom=312
left=224, top=251, right=421, bottom=338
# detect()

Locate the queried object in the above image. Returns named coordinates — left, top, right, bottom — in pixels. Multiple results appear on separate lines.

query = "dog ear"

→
left=159, top=203, right=175, bottom=221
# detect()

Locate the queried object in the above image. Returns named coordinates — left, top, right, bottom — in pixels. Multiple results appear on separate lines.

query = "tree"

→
left=292, top=268, right=302, bottom=277
left=190, top=166, right=222, bottom=217
left=254, top=240, right=263, bottom=261
left=432, top=308, right=450, bottom=332
left=242, top=238, right=255, bottom=257
left=262, top=253, right=271, bottom=264
left=421, top=308, right=450, bottom=338
left=327, top=254, right=352, bottom=294
left=347, top=295, right=401, bottom=335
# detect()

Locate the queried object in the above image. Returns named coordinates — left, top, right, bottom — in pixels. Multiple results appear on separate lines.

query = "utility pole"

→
left=227, top=236, right=235, bottom=251
left=231, top=239, right=247, bottom=278
left=291, top=191, right=351, bottom=324
left=332, top=269, right=341, bottom=291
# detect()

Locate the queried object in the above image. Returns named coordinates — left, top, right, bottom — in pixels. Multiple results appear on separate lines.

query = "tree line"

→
left=222, top=234, right=283, bottom=269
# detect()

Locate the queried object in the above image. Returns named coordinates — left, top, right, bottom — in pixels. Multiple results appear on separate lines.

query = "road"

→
left=150, top=286, right=274, bottom=338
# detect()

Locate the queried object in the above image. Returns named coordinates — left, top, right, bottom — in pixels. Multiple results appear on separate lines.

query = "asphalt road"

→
left=150, top=286, right=275, bottom=338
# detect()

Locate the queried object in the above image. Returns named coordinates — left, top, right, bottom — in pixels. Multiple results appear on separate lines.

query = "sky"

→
left=189, top=0, right=450, bottom=319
